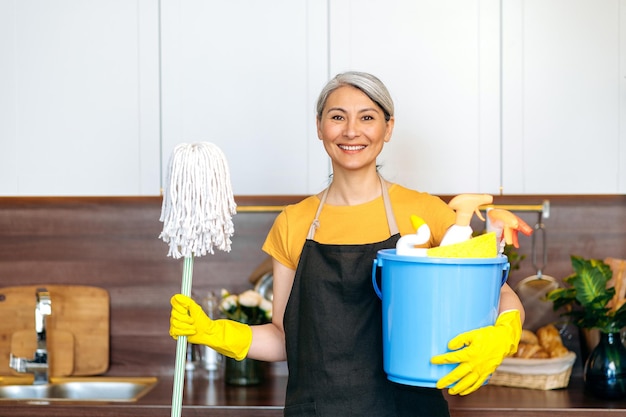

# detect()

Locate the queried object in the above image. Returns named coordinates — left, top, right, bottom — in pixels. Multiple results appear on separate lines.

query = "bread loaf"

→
left=536, top=324, right=569, bottom=358
left=513, top=325, right=569, bottom=359
left=520, top=329, right=539, bottom=345
left=516, top=341, right=549, bottom=359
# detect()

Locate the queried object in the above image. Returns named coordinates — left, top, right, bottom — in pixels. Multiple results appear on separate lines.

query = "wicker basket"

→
left=489, top=352, right=576, bottom=390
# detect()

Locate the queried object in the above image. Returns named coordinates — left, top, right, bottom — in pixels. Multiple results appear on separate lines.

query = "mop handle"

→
left=171, top=256, right=194, bottom=417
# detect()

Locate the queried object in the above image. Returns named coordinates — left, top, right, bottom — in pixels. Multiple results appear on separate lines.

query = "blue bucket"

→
left=372, top=249, right=509, bottom=387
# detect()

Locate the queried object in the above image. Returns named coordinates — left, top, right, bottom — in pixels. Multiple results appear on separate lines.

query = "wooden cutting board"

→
left=0, top=285, right=109, bottom=376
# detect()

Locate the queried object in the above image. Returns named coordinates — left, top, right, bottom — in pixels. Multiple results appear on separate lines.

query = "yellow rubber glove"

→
left=169, top=294, right=252, bottom=361
left=430, top=310, right=522, bottom=395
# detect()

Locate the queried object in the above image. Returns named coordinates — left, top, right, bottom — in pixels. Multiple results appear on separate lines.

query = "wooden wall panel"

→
left=0, top=195, right=624, bottom=376
left=0, top=197, right=280, bottom=375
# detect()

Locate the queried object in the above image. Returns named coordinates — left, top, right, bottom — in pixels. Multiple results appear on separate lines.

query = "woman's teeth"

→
left=339, top=145, right=366, bottom=151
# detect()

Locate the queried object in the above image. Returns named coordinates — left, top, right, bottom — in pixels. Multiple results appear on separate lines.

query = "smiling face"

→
left=317, top=85, right=394, bottom=174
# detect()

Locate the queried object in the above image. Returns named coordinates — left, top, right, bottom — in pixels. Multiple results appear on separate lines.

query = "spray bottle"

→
left=439, top=194, right=493, bottom=247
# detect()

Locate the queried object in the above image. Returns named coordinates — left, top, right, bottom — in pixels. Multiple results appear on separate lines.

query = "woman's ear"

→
left=384, top=116, right=395, bottom=143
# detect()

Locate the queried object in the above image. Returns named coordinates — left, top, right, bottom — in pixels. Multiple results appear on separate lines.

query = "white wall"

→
left=329, top=0, right=502, bottom=194
left=1, top=0, right=624, bottom=196
left=0, top=0, right=160, bottom=196
left=501, top=0, right=625, bottom=194
left=159, top=0, right=330, bottom=196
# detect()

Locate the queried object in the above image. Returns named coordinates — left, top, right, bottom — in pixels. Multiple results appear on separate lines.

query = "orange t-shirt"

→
left=262, top=184, right=455, bottom=270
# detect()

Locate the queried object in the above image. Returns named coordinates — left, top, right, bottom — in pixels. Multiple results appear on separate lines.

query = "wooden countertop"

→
left=2, top=369, right=626, bottom=417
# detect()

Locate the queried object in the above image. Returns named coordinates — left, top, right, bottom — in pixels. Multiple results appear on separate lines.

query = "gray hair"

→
left=316, top=71, right=394, bottom=122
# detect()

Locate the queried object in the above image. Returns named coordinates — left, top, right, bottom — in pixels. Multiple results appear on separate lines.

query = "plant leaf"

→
left=570, top=256, right=611, bottom=309
left=545, top=255, right=618, bottom=331
left=546, top=287, right=577, bottom=310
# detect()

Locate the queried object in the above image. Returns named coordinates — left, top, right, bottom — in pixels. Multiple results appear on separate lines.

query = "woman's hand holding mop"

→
left=170, top=294, right=252, bottom=361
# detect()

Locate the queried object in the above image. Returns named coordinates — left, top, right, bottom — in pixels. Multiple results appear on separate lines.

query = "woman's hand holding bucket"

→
left=430, top=309, right=522, bottom=395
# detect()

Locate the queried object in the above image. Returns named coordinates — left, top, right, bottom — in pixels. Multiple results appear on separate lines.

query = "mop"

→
left=159, top=142, right=236, bottom=417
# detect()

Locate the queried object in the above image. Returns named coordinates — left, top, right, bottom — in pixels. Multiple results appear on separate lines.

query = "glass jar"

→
left=224, top=356, right=263, bottom=386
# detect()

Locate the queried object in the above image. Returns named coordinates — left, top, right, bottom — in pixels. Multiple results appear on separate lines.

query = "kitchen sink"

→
left=0, top=376, right=158, bottom=402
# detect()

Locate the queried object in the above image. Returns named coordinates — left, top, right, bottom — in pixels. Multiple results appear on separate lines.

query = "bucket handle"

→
left=501, top=261, right=511, bottom=286
left=372, top=258, right=382, bottom=299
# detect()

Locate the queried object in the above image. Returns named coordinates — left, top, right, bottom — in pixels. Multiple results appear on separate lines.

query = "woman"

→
left=170, top=71, right=525, bottom=416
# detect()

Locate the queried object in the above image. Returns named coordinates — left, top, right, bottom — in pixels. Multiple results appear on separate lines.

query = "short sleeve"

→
left=262, top=209, right=295, bottom=270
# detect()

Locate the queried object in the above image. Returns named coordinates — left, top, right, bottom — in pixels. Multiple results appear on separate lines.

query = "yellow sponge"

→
left=427, top=232, right=497, bottom=258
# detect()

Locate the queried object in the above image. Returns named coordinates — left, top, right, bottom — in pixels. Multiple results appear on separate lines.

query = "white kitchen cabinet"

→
left=159, top=0, right=330, bottom=196
left=0, top=0, right=160, bottom=196
left=501, top=0, right=626, bottom=194
left=329, top=0, right=503, bottom=195
left=1, top=1, right=623, bottom=196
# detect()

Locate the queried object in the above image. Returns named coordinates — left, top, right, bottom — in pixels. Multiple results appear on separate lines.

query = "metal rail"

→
left=480, top=200, right=550, bottom=219
left=237, top=200, right=551, bottom=219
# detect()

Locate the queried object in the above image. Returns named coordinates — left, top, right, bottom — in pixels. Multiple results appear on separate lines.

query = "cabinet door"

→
left=160, top=0, right=330, bottom=195
left=0, top=0, right=160, bottom=196
left=502, top=0, right=625, bottom=194
left=329, top=0, right=502, bottom=195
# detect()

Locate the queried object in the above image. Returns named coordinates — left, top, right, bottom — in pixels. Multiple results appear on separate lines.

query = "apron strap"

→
left=307, top=174, right=399, bottom=240
left=306, top=187, right=328, bottom=240
left=381, top=175, right=399, bottom=236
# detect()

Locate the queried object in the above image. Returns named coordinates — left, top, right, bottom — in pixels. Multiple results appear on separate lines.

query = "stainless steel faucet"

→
left=9, top=288, right=51, bottom=384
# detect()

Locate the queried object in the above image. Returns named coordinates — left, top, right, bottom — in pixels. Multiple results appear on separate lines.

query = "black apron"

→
left=283, top=177, right=450, bottom=417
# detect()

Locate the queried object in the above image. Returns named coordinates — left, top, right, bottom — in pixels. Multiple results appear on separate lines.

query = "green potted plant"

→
left=546, top=255, right=626, bottom=399
left=547, top=256, right=626, bottom=332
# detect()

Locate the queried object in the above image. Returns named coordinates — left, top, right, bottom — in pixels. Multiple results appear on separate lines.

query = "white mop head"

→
left=159, top=142, right=236, bottom=258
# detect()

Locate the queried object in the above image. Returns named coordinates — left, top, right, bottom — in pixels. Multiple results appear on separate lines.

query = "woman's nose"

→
left=343, top=119, right=360, bottom=138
